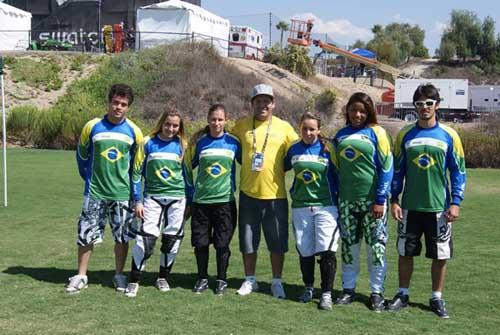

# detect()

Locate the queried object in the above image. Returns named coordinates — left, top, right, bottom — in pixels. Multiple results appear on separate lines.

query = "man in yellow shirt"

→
left=231, top=84, right=298, bottom=298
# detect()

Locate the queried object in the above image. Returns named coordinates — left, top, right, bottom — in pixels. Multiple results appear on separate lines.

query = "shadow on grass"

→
left=3, top=266, right=354, bottom=306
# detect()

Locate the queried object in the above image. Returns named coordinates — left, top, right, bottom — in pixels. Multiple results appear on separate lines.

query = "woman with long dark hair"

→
left=332, top=92, right=393, bottom=312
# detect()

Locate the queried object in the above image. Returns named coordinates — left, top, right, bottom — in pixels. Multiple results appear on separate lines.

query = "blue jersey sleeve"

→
left=446, top=130, right=466, bottom=206
left=372, top=126, right=393, bottom=205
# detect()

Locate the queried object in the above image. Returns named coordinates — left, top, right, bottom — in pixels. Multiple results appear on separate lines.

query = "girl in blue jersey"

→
left=124, top=110, right=188, bottom=297
left=284, top=112, right=340, bottom=310
left=184, top=104, right=241, bottom=295
left=332, top=92, right=393, bottom=312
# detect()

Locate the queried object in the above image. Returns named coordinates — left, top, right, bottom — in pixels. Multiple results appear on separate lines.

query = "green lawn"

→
left=0, top=149, right=499, bottom=334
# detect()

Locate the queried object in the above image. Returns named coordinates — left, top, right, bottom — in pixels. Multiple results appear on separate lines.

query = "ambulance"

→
left=229, top=26, right=264, bottom=60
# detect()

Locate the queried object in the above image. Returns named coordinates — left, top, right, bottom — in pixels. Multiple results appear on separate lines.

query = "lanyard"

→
left=252, top=116, right=272, bottom=155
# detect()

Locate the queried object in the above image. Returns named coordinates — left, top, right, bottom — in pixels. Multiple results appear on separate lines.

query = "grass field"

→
left=1, top=149, right=499, bottom=334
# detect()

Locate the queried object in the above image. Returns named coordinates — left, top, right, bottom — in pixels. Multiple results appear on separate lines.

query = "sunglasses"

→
left=414, top=99, right=437, bottom=108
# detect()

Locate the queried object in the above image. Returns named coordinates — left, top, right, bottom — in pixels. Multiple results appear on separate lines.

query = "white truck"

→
left=394, top=79, right=470, bottom=122
left=228, top=26, right=264, bottom=60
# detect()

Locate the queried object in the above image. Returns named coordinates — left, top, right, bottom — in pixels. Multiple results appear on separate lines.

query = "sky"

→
left=203, top=0, right=500, bottom=55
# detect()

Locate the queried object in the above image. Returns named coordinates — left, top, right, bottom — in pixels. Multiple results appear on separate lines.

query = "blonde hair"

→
left=151, top=110, right=187, bottom=150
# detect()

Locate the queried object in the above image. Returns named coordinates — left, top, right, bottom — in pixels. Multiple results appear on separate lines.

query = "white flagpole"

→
left=1, top=57, right=7, bottom=207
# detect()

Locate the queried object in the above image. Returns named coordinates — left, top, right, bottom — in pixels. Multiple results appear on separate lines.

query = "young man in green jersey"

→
left=66, top=84, right=143, bottom=294
left=387, top=84, right=466, bottom=318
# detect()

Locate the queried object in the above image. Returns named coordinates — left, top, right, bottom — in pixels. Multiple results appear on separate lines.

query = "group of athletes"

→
left=65, top=82, right=466, bottom=319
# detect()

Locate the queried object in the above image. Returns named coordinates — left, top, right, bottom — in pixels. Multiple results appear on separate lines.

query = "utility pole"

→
left=98, top=0, right=102, bottom=52
left=269, top=12, right=272, bottom=48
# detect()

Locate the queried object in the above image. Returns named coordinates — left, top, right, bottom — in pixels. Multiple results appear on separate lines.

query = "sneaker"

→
left=429, top=298, right=449, bottom=319
left=387, top=293, right=409, bottom=311
left=193, top=278, right=209, bottom=294
left=65, top=275, right=88, bottom=294
left=298, top=287, right=314, bottom=303
left=270, top=281, right=286, bottom=299
left=155, top=278, right=171, bottom=292
left=335, top=289, right=355, bottom=305
left=370, top=293, right=385, bottom=312
left=236, top=279, right=259, bottom=296
left=318, top=292, right=333, bottom=310
left=112, top=274, right=127, bottom=292
left=214, top=280, right=228, bottom=296
left=124, top=282, right=139, bottom=298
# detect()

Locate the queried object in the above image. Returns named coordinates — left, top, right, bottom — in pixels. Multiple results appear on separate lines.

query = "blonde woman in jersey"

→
left=124, top=110, right=187, bottom=297
left=285, top=112, right=340, bottom=310
left=332, top=92, right=393, bottom=312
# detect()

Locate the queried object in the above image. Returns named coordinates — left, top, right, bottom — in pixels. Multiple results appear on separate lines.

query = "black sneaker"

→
left=193, top=278, right=209, bottom=294
left=387, top=293, right=409, bottom=311
left=429, top=298, right=449, bottom=319
left=370, top=293, right=385, bottom=312
left=335, top=289, right=355, bottom=305
left=215, top=280, right=228, bottom=296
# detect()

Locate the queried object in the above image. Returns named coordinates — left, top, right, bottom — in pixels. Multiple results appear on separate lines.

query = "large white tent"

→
left=136, top=0, right=229, bottom=57
left=0, top=2, right=32, bottom=51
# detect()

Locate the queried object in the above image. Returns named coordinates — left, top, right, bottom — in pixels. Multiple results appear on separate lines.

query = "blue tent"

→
left=351, top=48, right=376, bottom=59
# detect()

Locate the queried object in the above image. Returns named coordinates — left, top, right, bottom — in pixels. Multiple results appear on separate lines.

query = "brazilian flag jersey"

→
left=132, top=135, right=186, bottom=201
left=391, top=122, right=466, bottom=212
left=284, top=139, right=338, bottom=208
left=332, top=125, right=393, bottom=205
left=184, top=133, right=241, bottom=204
left=77, top=116, right=143, bottom=201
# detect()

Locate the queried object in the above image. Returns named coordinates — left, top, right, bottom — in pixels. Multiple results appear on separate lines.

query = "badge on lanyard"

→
left=251, top=152, right=264, bottom=171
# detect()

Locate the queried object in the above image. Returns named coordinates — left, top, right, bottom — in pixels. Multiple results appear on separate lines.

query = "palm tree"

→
left=276, top=21, right=290, bottom=49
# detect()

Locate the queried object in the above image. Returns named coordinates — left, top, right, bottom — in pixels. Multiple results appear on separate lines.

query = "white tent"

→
left=136, top=0, right=230, bottom=57
left=0, top=2, right=32, bottom=51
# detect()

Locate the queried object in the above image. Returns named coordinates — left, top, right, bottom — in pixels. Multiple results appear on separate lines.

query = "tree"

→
left=365, top=23, right=429, bottom=66
left=478, top=16, right=497, bottom=63
left=351, top=39, right=366, bottom=50
left=440, top=10, right=482, bottom=62
left=276, top=21, right=290, bottom=50
left=438, top=39, right=456, bottom=63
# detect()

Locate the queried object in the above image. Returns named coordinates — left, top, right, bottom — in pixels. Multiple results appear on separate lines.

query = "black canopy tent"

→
left=4, top=0, right=202, bottom=47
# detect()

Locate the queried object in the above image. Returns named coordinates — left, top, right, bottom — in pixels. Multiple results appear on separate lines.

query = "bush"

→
left=314, top=88, right=337, bottom=117
left=6, top=105, right=39, bottom=145
left=457, top=119, right=500, bottom=168
left=9, top=58, right=62, bottom=91
left=264, top=43, right=314, bottom=78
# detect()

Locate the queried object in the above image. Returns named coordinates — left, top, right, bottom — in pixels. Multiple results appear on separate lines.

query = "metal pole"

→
left=98, top=0, right=102, bottom=52
left=269, top=12, right=272, bottom=48
left=1, top=72, right=7, bottom=207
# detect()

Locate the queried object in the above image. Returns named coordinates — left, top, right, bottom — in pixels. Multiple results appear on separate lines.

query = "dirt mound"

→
left=1, top=52, right=100, bottom=110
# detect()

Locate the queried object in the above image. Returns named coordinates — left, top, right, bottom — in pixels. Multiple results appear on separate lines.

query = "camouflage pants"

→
left=338, top=199, right=388, bottom=294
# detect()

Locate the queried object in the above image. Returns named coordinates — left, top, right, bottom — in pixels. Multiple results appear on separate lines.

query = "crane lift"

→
left=287, top=19, right=415, bottom=80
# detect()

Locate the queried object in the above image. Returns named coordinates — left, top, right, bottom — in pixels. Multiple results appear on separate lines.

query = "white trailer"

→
left=394, top=79, right=470, bottom=122
left=228, top=26, right=263, bottom=60
left=469, top=85, right=500, bottom=115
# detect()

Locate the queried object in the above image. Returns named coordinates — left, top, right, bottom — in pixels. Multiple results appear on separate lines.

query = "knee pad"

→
left=215, top=246, right=230, bottom=257
left=318, top=251, right=337, bottom=269
left=160, top=234, right=182, bottom=254
left=142, top=234, right=157, bottom=260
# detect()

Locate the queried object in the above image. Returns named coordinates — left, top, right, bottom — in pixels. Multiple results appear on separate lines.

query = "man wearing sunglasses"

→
left=388, top=84, right=466, bottom=318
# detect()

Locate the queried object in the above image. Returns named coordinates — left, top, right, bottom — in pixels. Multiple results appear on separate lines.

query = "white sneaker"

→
left=65, top=275, right=88, bottom=294
left=236, top=280, right=259, bottom=296
left=155, top=278, right=170, bottom=292
left=319, top=292, right=333, bottom=310
left=298, top=286, right=314, bottom=303
left=271, top=281, right=286, bottom=299
left=112, top=274, right=128, bottom=292
left=124, top=283, right=139, bottom=298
